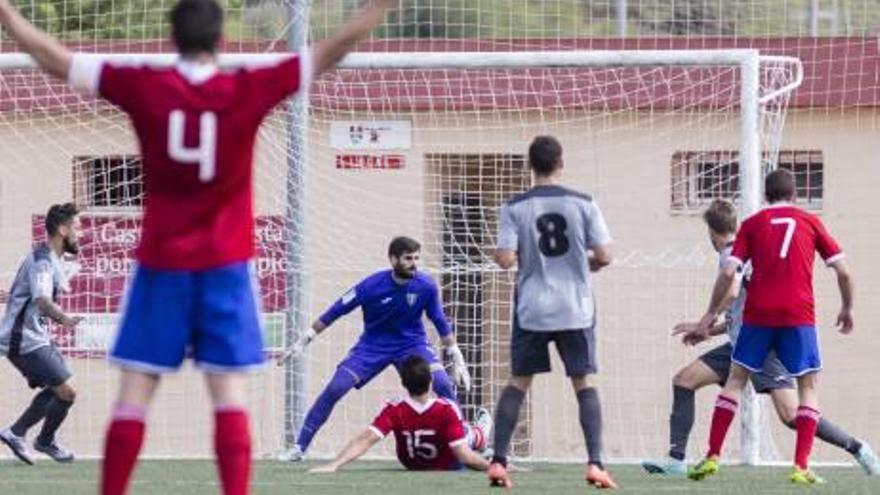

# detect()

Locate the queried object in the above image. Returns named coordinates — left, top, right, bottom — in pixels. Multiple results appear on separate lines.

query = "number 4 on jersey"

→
left=168, top=110, right=217, bottom=182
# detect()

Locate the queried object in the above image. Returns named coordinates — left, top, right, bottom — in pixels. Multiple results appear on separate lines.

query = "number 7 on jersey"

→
left=771, top=217, right=796, bottom=259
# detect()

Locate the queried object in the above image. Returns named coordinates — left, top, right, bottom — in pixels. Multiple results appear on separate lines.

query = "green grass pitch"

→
left=1, top=460, right=877, bottom=494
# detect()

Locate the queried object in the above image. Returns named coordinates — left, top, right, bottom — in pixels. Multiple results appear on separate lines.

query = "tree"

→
left=377, top=0, right=482, bottom=38
left=10, top=0, right=243, bottom=40
left=630, top=0, right=739, bottom=35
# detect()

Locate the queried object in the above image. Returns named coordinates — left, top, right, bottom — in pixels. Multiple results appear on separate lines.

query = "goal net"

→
left=0, top=0, right=875, bottom=466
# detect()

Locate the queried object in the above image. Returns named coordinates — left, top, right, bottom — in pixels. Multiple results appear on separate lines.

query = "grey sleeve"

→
left=719, top=247, right=748, bottom=283
left=585, top=201, right=612, bottom=248
left=28, top=260, right=54, bottom=300
left=497, top=204, right=518, bottom=250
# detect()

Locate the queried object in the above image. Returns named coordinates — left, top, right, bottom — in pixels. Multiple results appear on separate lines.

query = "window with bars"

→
left=73, top=156, right=143, bottom=210
left=671, top=150, right=823, bottom=211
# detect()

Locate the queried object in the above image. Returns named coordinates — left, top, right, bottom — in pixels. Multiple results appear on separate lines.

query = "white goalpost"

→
left=0, top=48, right=802, bottom=463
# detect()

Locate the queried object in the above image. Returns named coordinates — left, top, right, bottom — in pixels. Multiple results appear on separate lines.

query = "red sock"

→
left=215, top=408, right=251, bottom=495
left=794, top=406, right=820, bottom=470
left=101, top=419, right=145, bottom=495
left=470, top=424, right=486, bottom=451
left=707, top=395, right=738, bottom=458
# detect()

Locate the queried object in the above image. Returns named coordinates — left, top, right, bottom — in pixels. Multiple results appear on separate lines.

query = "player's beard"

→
left=62, top=236, right=79, bottom=255
left=393, top=264, right=416, bottom=280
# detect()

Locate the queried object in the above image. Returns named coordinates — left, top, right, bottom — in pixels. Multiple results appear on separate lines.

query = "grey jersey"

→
left=0, top=244, right=64, bottom=356
left=497, top=185, right=611, bottom=331
left=719, top=243, right=750, bottom=345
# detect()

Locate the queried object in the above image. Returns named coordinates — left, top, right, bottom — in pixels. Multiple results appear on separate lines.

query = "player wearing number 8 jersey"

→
left=0, top=0, right=396, bottom=493
left=686, top=169, right=855, bottom=485
left=487, top=136, right=617, bottom=489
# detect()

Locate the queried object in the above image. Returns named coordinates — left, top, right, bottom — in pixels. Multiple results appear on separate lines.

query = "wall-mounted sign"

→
left=330, top=121, right=412, bottom=150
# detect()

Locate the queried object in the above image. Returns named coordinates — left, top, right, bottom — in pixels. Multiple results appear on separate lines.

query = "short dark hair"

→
left=45, top=202, right=79, bottom=237
left=400, top=355, right=432, bottom=396
left=765, top=169, right=796, bottom=203
left=170, top=0, right=223, bottom=56
left=528, top=135, right=563, bottom=176
left=703, top=199, right=738, bottom=235
left=388, top=236, right=421, bottom=258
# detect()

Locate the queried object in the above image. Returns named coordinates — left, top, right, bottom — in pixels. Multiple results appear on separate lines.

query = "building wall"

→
left=0, top=108, right=877, bottom=461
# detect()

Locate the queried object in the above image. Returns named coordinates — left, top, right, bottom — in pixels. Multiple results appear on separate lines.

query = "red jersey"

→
left=69, top=54, right=309, bottom=270
left=370, top=397, right=466, bottom=471
left=730, top=204, right=843, bottom=327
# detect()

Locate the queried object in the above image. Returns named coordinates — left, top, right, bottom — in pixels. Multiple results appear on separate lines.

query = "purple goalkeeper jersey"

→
left=319, top=269, right=452, bottom=350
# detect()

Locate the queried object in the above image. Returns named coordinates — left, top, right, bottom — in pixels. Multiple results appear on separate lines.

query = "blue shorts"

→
left=732, top=324, right=821, bottom=377
left=338, top=342, right=441, bottom=389
left=110, top=262, right=265, bottom=373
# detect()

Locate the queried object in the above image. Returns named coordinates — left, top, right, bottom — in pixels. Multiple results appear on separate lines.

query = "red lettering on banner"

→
left=336, top=154, right=405, bottom=169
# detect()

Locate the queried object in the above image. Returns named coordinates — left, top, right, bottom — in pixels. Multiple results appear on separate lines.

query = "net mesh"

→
left=0, top=1, right=875, bottom=464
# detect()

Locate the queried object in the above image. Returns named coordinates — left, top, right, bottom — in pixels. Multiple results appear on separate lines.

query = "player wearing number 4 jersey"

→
left=0, top=0, right=396, bottom=493
left=310, top=355, right=491, bottom=473
left=686, top=169, right=855, bottom=485
left=489, top=136, right=617, bottom=489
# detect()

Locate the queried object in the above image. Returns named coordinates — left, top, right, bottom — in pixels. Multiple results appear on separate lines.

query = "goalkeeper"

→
left=279, top=236, right=472, bottom=460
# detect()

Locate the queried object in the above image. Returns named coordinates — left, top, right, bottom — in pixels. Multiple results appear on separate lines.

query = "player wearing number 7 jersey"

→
left=487, top=136, right=617, bottom=489
left=0, top=0, right=397, bottom=494
left=686, top=169, right=855, bottom=485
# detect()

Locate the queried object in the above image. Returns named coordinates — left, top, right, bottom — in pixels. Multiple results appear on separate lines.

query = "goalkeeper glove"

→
left=278, top=328, right=316, bottom=365
left=443, top=344, right=472, bottom=392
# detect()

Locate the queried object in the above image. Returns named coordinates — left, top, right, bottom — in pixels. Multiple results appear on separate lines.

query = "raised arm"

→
left=309, top=429, right=381, bottom=473
left=311, top=0, right=397, bottom=78
left=0, top=0, right=71, bottom=79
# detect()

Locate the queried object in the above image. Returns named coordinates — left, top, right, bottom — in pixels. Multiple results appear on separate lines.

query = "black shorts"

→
left=699, top=342, right=794, bottom=393
left=8, top=345, right=72, bottom=389
left=511, top=321, right=597, bottom=377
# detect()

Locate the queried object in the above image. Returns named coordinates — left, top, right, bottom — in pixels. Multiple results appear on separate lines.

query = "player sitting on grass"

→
left=309, top=355, right=491, bottom=473
left=641, top=198, right=878, bottom=477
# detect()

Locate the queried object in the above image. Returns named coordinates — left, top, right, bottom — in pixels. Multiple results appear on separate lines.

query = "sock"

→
left=576, top=387, right=604, bottom=468
left=10, top=388, right=54, bottom=437
left=669, top=385, right=695, bottom=461
left=795, top=406, right=821, bottom=470
left=35, top=398, right=73, bottom=445
left=786, top=417, right=862, bottom=455
left=707, top=395, right=738, bottom=458
left=296, top=368, right=357, bottom=451
left=467, top=423, right=486, bottom=451
left=215, top=408, right=251, bottom=495
left=491, top=386, right=525, bottom=465
left=101, top=404, right=146, bottom=495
